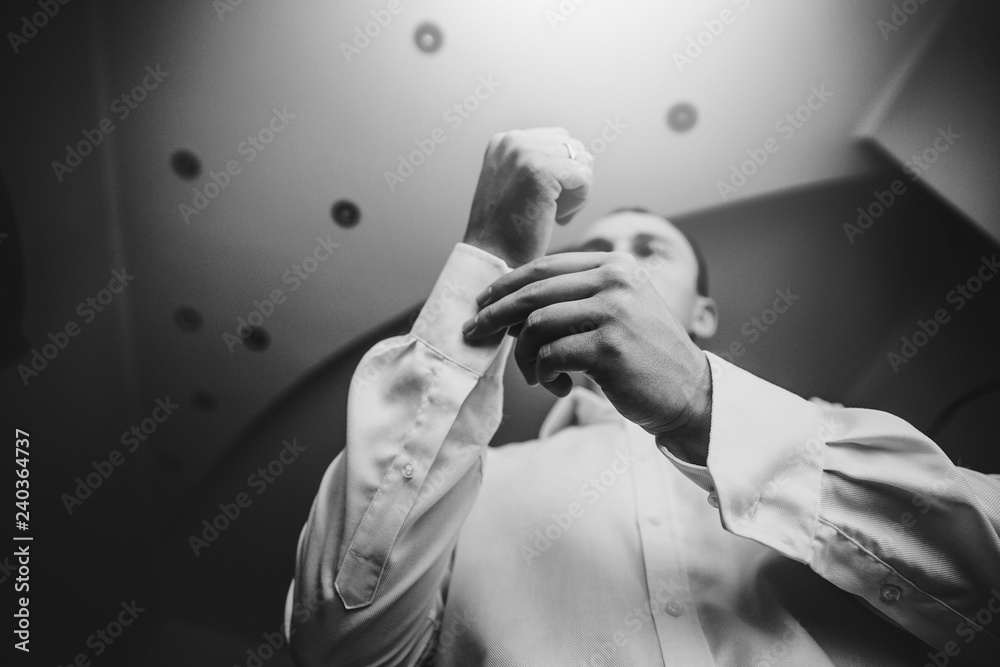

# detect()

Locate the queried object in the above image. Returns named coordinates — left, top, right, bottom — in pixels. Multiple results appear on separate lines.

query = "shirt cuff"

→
left=659, top=352, right=829, bottom=563
left=411, top=243, right=511, bottom=376
left=657, top=444, right=715, bottom=493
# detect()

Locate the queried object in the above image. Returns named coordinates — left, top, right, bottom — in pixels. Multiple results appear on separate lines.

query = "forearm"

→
left=657, top=353, right=1000, bottom=661
left=286, top=244, right=512, bottom=666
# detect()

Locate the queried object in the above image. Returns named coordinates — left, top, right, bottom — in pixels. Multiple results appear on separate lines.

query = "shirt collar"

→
left=538, top=385, right=624, bottom=439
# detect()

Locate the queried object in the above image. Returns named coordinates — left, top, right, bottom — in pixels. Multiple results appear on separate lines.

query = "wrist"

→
left=655, top=355, right=713, bottom=467
left=461, top=233, right=522, bottom=268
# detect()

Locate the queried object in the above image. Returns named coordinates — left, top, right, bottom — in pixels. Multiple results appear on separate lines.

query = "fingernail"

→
left=476, top=287, right=491, bottom=307
left=462, top=316, right=477, bottom=335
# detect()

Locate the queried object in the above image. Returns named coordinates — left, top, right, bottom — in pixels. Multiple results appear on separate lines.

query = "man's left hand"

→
left=462, top=251, right=712, bottom=458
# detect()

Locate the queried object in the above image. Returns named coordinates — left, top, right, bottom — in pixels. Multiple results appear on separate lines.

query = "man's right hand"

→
left=463, top=128, right=593, bottom=268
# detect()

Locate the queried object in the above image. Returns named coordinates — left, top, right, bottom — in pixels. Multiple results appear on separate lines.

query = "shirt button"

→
left=664, top=599, right=685, bottom=617
left=880, top=584, right=902, bottom=602
left=401, top=462, right=415, bottom=479
left=707, top=493, right=720, bottom=509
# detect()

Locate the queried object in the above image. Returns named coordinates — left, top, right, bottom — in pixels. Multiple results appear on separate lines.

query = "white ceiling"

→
left=0, top=0, right=965, bottom=525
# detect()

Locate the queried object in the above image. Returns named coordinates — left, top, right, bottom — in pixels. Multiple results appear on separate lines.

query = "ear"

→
left=689, top=296, right=718, bottom=340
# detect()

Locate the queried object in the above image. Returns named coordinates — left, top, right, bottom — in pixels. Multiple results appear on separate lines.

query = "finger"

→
left=465, top=270, right=603, bottom=340
left=558, top=137, right=589, bottom=162
left=506, top=322, right=524, bottom=339
left=516, top=153, right=591, bottom=225
left=540, top=135, right=589, bottom=160
left=536, top=332, right=601, bottom=380
left=513, top=300, right=602, bottom=384
left=515, top=134, right=591, bottom=225
left=474, top=252, right=610, bottom=310
left=520, top=128, right=584, bottom=156
left=514, top=129, right=585, bottom=161
left=553, top=158, right=593, bottom=226
left=538, top=372, right=574, bottom=398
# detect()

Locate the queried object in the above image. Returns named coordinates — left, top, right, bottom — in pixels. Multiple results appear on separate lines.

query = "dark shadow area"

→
left=0, top=176, right=29, bottom=368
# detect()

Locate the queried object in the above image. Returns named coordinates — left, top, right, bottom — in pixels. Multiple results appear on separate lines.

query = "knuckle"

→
left=531, top=255, right=554, bottom=276
left=524, top=309, right=544, bottom=333
left=503, top=129, right=525, bottom=151
left=536, top=343, right=552, bottom=363
left=593, top=325, right=622, bottom=358
left=600, top=262, right=632, bottom=289
left=536, top=345, right=557, bottom=371
left=477, top=307, right=495, bottom=329
left=487, top=131, right=507, bottom=154
left=575, top=163, right=594, bottom=181
left=595, top=293, right=619, bottom=319
left=520, top=281, right=542, bottom=307
left=514, top=149, right=539, bottom=172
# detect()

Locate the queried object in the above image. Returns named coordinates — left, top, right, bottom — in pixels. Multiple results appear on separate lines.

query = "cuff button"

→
left=402, top=462, right=415, bottom=479
left=880, top=584, right=902, bottom=602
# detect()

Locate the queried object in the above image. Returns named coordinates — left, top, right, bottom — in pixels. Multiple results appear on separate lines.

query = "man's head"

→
left=575, top=208, right=718, bottom=340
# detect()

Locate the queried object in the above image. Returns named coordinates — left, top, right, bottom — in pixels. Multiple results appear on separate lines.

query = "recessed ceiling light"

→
left=414, top=22, right=443, bottom=54
left=331, top=199, right=361, bottom=228
left=667, top=102, right=698, bottom=133
left=171, top=150, right=201, bottom=180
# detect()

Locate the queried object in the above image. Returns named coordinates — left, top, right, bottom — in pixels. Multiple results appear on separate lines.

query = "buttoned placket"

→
left=626, top=421, right=715, bottom=666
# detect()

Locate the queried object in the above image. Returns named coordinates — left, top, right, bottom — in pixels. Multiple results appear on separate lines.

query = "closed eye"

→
left=633, top=234, right=673, bottom=259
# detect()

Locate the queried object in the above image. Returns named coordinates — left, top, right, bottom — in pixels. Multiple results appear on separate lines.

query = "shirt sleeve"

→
left=284, top=243, right=513, bottom=667
left=657, top=352, right=1000, bottom=664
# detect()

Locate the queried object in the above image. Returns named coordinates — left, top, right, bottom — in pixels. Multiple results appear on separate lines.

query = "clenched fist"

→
left=463, top=128, right=593, bottom=267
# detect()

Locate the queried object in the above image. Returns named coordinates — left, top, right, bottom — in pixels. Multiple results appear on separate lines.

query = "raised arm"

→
left=462, top=250, right=1000, bottom=663
left=662, top=354, right=1000, bottom=665
left=284, top=128, right=593, bottom=667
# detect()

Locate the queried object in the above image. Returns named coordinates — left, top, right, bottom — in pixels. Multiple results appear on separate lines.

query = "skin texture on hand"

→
left=462, top=128, right=593, bottom=267
left=462, top=251, right=712, bottom=457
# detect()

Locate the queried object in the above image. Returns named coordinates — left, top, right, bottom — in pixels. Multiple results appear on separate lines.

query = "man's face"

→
left=575, top=211, right=712, bottom=335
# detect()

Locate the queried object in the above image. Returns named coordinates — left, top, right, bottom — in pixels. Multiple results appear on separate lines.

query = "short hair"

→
left=607, top=207, right=709, bottom=296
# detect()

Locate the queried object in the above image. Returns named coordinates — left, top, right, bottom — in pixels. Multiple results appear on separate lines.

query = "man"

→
left=285, top=128, right=1000, bottom=666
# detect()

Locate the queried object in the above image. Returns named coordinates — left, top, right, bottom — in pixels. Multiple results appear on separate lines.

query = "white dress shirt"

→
left=284, top=243, right=1000, bottom=666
